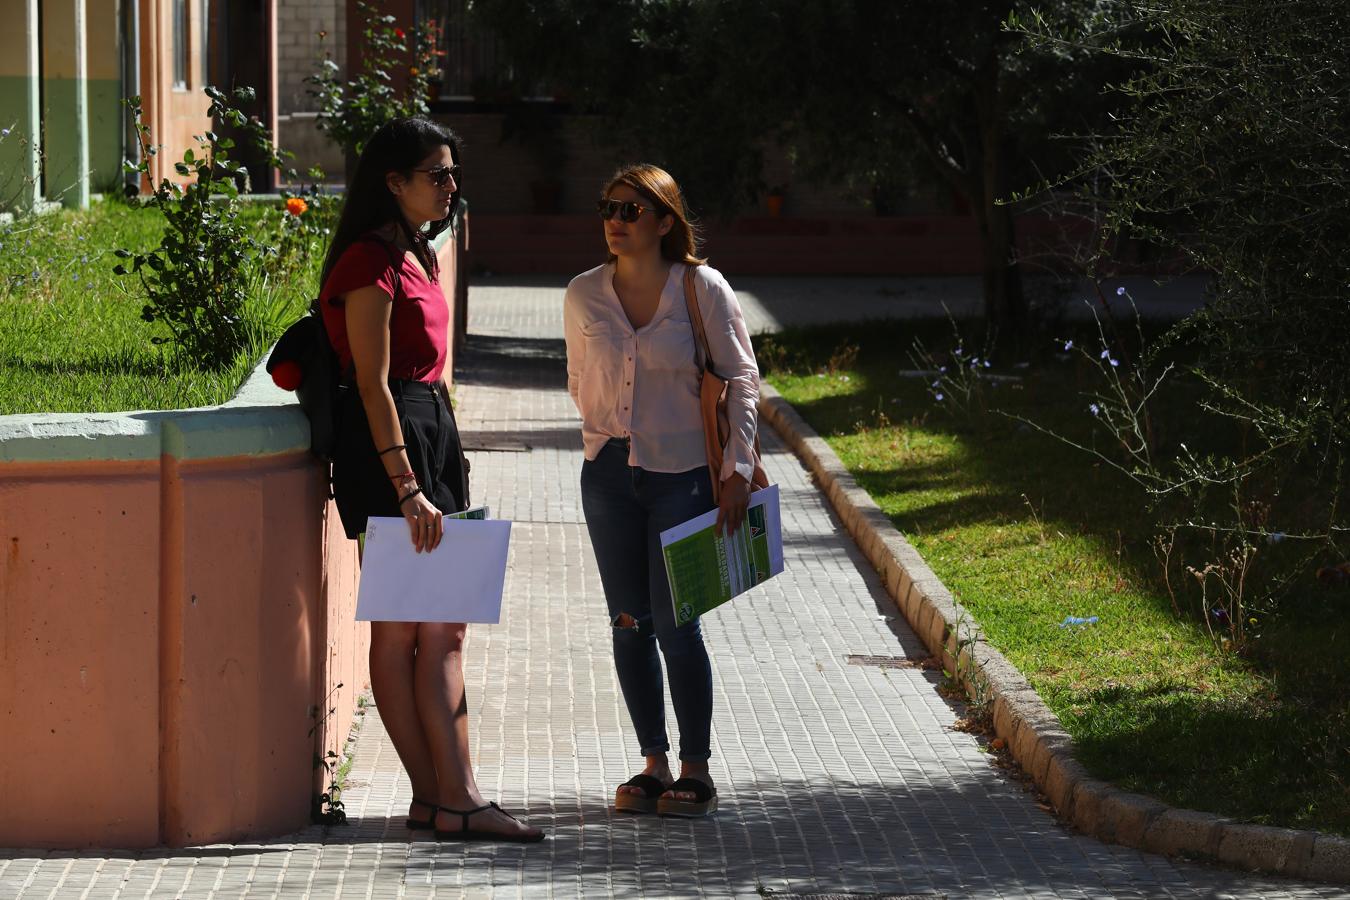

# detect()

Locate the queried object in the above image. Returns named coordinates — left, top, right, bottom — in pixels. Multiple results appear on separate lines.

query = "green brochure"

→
left=660, top=484, right=783, bottom=625
left=447, top=505, right=490, bottom=520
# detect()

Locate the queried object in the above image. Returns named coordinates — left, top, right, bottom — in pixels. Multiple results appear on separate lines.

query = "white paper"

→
left=356, top=515, right=511, bottom=623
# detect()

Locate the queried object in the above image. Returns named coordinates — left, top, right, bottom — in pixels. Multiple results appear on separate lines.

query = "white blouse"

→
left=563, top=261, right=761, bottom=483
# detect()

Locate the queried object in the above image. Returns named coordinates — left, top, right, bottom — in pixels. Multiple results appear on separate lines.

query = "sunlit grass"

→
left=763, top=319, right=1350, bottom=835
left=0, top=198, right=319, bottom=414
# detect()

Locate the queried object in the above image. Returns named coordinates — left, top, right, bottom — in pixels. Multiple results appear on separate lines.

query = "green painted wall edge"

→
left=0, top=223, right=458, bottom=464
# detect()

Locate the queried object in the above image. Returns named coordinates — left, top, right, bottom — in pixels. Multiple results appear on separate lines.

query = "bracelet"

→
left=397, top=487, right=423, bottom=507
left=378, top=443, right=407, bottom=457
left=388, top=470, right=415, bottom=481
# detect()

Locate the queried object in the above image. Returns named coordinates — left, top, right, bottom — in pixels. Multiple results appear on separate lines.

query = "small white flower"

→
left=1109, top=358, right=1119, bottom=368
left=935, top=392, right=945, bottom=401
left=1064, top=340, right=1074, bottom=351
left=1116, top=286, right=1126, bottom=296
left=1089, top=403, right=1101, bottom=416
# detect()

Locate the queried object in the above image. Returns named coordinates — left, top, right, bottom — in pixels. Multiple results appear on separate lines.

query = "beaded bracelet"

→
left=397, top=487, right=423, bottom=507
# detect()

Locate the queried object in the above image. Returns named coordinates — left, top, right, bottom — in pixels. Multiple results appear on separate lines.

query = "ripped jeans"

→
left=580, top=438, right=716, bottom=762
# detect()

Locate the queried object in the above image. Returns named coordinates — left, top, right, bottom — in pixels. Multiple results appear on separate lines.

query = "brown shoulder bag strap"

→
left=683, top=265, right=715, bottom=374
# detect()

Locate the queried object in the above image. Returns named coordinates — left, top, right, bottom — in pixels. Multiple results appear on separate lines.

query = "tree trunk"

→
left=975, top=194, right=1025, bottom=340
left=973, top=45, right=1026, bottom=341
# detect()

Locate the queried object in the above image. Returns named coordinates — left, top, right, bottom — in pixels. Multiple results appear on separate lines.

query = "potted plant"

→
left=500, top=98, right=570, bottom=214
left=766, top=184, right=787, bottom=217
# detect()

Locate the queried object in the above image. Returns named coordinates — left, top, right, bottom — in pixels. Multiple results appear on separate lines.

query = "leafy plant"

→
left=308, top=1, right=441, bottom=156
left=1007, top=1, right=1350, bottom=638
left=113, top=87, right=282, bottom=370
left=309, top=681, right=349, bottom=827
left=910, top=309, right=996, bottom=423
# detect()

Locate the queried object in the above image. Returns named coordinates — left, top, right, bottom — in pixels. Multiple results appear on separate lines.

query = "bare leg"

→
left=369, top=621, right=439, bottom=822
left=414, top=622, right=541, bottom=839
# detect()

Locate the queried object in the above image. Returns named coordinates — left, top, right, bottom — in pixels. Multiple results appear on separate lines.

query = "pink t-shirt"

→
left=320, top=236, right=449, bottom=383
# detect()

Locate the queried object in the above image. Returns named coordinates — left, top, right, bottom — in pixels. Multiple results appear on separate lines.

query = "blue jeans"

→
left=580, top=438, right=716, bottom=762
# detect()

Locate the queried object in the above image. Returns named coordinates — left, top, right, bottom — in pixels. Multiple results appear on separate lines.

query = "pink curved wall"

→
left=0, top=453, right=367, bottom=848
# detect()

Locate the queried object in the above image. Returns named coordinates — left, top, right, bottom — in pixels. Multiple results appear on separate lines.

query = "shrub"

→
left=114, top=86, right=300, bottom=371
left=308, top=1, right=441, bottom=157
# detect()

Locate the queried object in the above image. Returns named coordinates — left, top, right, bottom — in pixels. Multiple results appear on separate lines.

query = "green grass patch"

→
left=0, top=198, right=319, bottom=415
left=762, top=319, right=1350, bottom=835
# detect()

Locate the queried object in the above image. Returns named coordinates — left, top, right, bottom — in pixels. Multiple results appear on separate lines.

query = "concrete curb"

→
left=758, top=381, right=1350, bottom=886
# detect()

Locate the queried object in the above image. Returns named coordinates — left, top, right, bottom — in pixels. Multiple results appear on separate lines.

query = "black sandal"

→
left=434, top=802, right=545, bottom=843
left=404, top=797, right=438, bottom=830
left=614, top=774, right=670, bottom=815
left=657, top=777, right=718, bottom=818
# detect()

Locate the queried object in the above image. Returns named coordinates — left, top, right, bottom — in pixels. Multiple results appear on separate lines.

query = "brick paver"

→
left=1, top=278, right=1341, bottom=899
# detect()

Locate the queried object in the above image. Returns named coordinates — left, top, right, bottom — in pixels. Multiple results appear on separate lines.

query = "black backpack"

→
left=266, top=300, right=349, bottom=460
left=266, top=237, right=403, bottom=461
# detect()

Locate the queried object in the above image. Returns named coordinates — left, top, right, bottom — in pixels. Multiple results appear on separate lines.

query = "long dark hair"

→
left=320, top=117, right=462, bottom=288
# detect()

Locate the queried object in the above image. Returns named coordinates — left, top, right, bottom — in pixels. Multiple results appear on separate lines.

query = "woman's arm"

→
left=345, top=284, right=443, bottom=552
left=698, top=270, right=761, bottom=535
left=700, top=273, right=761, bottom=482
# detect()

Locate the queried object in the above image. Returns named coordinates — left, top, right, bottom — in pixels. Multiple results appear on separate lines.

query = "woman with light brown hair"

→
left=563, top=164, right=762, bottom=818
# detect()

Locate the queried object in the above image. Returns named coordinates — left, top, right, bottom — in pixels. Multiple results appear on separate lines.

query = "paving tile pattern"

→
left=1, top=281, right=1342, bottom=899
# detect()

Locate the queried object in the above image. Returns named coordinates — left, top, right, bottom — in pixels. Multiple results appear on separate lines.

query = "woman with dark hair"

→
left=320, top=116, right=542, bottom=843
left=564, top=164, right=762, bottom=818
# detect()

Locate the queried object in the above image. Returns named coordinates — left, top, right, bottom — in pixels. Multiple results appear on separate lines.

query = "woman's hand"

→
left=400, top=489, right=444, bottom=553
left=715, top=472, right=751, bottom=537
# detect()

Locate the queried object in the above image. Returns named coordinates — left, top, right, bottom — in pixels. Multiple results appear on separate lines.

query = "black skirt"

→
left=332, top=379, right=470, bottom=540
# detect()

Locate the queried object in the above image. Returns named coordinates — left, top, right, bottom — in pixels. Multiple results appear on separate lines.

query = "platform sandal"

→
left=614, top=774, right=671, bottom=815
left=656, top=777, right=718, bottom=818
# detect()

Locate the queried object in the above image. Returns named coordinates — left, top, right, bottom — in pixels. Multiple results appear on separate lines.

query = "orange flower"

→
left=285, top=197, right=308, bottom=217
left=410, top=66, right=420, bottom=76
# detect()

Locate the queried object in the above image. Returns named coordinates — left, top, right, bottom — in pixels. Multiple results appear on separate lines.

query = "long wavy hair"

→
left=321, top=117, right=462, bottom=288
left=604, top=164, right=705, bottom=266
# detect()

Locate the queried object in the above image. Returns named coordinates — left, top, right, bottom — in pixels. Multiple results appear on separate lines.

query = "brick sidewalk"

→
left=1, top=280, right=1340, bottom=899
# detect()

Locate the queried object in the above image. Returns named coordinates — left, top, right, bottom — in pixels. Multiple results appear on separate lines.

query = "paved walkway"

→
left=1, top=280, right=1341, bottom=899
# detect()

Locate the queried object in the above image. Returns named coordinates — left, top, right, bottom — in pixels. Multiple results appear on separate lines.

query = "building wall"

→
left=0, top=0, right=45, bottom=211
left=276, top=0, right=346, bottom=178
left=434, top=111, right=905, bottom=217
left=86, top=1, right=124, bottom=192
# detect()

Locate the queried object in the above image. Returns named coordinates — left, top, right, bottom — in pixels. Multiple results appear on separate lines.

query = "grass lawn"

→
left=760, top=318, right=1350, bottom=836
left=0, top=198, right=319, bottom=415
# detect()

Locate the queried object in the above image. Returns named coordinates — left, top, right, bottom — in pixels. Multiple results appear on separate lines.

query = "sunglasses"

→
left=413, top=164, right=461, bottom=187
left=596, top=198, right=659, bottom=223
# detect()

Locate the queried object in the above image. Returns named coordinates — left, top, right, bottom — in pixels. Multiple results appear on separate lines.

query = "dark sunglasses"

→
left=596, top=198, right=658, bottom=223
left=413, top=164, right=461, bottom=187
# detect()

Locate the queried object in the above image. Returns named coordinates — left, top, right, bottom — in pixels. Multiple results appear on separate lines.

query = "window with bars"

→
left=415, top=0, right=549, bottom=101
